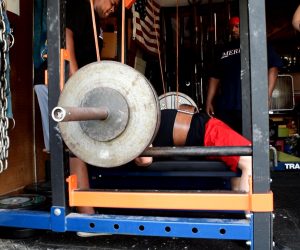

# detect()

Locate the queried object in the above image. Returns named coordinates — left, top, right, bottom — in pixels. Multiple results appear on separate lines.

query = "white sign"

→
left=285, top=163, right=300, bottom=170
left=6, top=0, right=20, bottom=16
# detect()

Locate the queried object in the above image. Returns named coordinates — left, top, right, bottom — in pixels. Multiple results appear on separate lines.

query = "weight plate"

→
left=57, top=61, right=160, bottom=167
left=0, top=194, right=47, bottom=210
left=159, top=92, right=198, bottom=111
left=80, top=87, right=129, bottom=142
left=148, top=76, right=162, bottom=139
left=24, top=181, right=52, bottom=197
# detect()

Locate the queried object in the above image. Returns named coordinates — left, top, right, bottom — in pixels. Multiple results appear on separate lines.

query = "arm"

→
left=292, top=5, right=300, bottom=31
left=205, top=77, right=220, bottom=116
left=134, top=156, right=153, bottom=167
left=268, top=66, right=279, bottom=108
left=268, top=66, right=279, bottom=98
left=135, top=144, right=153, bottom=167
left=66, top=28, right=78, bottom=76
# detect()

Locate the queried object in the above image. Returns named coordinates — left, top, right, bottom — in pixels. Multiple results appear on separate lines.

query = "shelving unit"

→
left=270, top=111, right=300, bottom=171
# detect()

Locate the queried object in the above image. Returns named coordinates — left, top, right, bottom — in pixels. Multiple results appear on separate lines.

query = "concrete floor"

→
left=0, top=171, right=299, bottom=250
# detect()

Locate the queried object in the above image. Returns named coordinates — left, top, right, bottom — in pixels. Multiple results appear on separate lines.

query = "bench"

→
left=88, top=160, right=240, bottom=190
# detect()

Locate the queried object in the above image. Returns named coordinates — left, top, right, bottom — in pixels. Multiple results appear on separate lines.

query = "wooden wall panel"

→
left=0, top=0, right=46, bottom=195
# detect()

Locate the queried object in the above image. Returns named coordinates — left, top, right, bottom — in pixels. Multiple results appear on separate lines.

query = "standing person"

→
left=292, top=5, right=300, bottom=32
left=66, top=0, right=120, bottom=218
left=205, top=16, right=283, bottom=134
left=34, top=0, right=120, bottom=223
left=66, top=0, right=119, bottom=75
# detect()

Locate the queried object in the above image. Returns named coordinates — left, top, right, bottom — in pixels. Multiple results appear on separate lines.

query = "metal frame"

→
left=247, top=1, right=273, bottom=248
left=0, top=0, right=273, bottom=249
left=0, top=208, right=252, bottom=240
left=47, top=0, right=68, bottom=211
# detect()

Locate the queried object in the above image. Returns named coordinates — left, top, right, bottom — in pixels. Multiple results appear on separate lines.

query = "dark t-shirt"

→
left=210, top=39, right=283, bottom=111
left=211, top=39, right=241, bottom=111
left=66, top=0, right=103, bottom=68
left=152, top=109, right=210, bottom=147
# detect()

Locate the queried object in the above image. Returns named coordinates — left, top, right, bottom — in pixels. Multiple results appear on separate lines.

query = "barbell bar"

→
left=141, top=146, right=252, bottom=157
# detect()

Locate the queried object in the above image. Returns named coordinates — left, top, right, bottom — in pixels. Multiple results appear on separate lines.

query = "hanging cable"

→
left=175, top=0, right=180, bottom=108
left=121, top=0, right=126, bottom=63
left=89, top=0, right=101, bottom=62
left=150, top=0, right=167, bottom=106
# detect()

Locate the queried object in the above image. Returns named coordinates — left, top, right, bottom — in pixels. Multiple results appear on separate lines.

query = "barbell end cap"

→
left=52, top=107, right=66, bottom=122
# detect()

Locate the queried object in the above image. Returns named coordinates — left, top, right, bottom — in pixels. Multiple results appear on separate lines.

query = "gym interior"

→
left=0, top=0, right=300, bottom=249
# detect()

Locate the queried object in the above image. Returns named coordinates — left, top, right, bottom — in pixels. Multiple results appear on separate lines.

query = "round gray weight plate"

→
left=80, top=87, right=129, bottom=142
left=57, top=61, right=160, bottom=167
left=159, top=92, right=198, bottom=111
left=147, top=76, right=161, bottom=140
left=0, top=194, right=47, bottom=210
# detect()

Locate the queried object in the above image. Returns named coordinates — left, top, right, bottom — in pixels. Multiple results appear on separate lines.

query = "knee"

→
left=238, top=156, right=252, bottom=175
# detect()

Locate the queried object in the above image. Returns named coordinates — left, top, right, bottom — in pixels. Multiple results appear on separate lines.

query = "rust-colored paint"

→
left=60, top=49, right=70, bottom=90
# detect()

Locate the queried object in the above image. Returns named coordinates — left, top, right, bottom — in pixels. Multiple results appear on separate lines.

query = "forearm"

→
left=292, top=5, right=300, bottom=31
left=206, top=77, right=220, bottom=105
left=268, top=67, right=279, bottom=98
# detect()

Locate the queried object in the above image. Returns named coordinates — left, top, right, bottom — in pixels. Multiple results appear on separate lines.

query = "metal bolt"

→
left=246, top=240, right=251, bottom=246
left=270, top=178, right=273, bottom=183
left=272, top=213, right=275, bottom=219
left=245, top=213, right=251, bottom=219
left=54, top=208, right=61, bottom=216
left=273, top=241, right=276, bottom=247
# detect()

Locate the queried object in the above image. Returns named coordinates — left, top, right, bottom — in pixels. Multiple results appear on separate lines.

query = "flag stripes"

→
left=132, top=0, right=161, bottom=54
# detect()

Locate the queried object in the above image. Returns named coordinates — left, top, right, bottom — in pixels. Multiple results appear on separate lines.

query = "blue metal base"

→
left=0, top=207, right=252, bottom=241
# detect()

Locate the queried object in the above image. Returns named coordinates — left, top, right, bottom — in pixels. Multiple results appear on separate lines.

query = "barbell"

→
left=52, top=61, right=252, bottom=168
left=52, top=61, right=160, bottom=167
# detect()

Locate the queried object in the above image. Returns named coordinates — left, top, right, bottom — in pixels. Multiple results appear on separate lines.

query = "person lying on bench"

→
left=135, top=108, right=252, bottom=193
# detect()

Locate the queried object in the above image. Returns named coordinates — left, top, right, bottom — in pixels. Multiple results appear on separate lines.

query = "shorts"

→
left=204, top=118, right=251, bottom=172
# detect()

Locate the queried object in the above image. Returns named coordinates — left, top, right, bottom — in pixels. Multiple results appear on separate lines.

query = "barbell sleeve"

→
left=52, top=106, right=109, bottom=122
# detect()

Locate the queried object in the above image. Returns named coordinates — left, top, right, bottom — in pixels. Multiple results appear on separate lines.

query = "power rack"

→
left=0, top=0, right=274, bottom=249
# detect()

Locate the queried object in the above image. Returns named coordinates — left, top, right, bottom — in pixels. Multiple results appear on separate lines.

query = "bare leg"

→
left=69, top=157, right=95, bottom=214
left=231, top=156, right=252, bottom=192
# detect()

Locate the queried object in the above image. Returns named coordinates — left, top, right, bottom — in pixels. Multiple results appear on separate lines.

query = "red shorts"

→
left=204, top=118, right=251, bottom=172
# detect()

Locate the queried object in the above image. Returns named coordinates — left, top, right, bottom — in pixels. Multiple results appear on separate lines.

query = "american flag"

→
left=132, top=0, right=160, bottom=55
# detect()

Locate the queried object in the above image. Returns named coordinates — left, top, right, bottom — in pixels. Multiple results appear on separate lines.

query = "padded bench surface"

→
left=89, top=160, right=237, bottom=190
left=89, top=160, right=239, bottom=177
